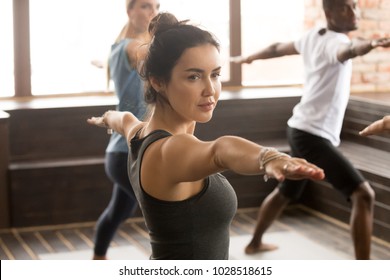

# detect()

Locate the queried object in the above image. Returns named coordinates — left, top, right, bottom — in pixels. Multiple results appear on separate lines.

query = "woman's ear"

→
left=150, top=76, right=166, bottom=93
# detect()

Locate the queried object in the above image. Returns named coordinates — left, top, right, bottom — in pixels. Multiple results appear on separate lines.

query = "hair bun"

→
left=149, top=12, right=182, bottom=37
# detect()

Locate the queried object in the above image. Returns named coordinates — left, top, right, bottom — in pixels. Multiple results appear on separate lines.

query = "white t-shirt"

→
left=288, top=27, right=352, bottom=146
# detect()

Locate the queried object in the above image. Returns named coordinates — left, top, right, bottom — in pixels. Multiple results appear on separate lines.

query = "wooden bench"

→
left=8, top=157, right=112, bottom=227
left=4, top=98, right=116, bottom=227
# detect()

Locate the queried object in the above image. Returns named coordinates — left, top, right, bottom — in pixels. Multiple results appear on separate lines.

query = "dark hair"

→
left=322, top=0, right=337, bottom=11
left=140, top=12, right=220, bottom=104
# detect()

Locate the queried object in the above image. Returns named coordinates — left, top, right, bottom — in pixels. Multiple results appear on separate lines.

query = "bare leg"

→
left=349, top=181, right=375, bottom=260
left=245, top=188, right=291, bottom=254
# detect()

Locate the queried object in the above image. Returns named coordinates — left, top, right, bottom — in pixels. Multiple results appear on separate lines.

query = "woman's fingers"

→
left=87, top=116, right=106, bottom=127
left=267, top=157, right=325, bottom=182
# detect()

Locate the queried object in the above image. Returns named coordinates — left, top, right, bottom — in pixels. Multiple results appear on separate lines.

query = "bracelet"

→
left=258, top=148, right=277, bottom=171
left=263, top=152, right=290, bottom=166
left=101, top=111, right=113, bottom=135
left=263, top=153, right=290, bottom=182
left=259, top=148, right=290, bottom=182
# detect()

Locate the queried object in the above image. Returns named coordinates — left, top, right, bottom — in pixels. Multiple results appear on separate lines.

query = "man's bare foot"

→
left=244, top=243, right=278, bottom=255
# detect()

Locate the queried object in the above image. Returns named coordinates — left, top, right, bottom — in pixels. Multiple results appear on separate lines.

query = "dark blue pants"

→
left=93, top=152, right=138, bottom=256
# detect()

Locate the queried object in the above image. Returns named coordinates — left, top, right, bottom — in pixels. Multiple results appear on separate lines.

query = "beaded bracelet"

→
left=258, top=148, right=277, bottom=171
left=259, top=148, right=290, bottom=182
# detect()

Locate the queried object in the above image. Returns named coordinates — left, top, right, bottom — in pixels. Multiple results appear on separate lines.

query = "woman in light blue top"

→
left=93, top=0, right=160, bottom=260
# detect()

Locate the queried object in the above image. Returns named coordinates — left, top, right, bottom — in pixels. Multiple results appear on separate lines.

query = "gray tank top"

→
left=129, top=130, right=237, bottom=259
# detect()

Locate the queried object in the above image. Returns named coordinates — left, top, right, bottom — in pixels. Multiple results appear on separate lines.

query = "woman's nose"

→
left=204, top=80, right=216, bottom=96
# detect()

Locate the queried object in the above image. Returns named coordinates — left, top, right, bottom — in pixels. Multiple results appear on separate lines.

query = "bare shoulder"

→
left=161, top=133, right=203, bottom=149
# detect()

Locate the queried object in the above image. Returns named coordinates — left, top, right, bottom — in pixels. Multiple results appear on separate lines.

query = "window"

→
left=28, top=0, right=230, bottom=96
left=160, top=0, right=230, bottom=82
left=241, top=0, right=304, bottom=86
left=0, top=0, right=14, bottom=97
left=3, top=0, right=308, bottom=98
left=29, top=0, right=126, bottom=95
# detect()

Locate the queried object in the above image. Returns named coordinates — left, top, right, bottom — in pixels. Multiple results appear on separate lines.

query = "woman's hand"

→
left=87, top=111, right=114, bottom=134
left=87, top=116, right=108, bottom=128
left=264, top=156, right=325, bottom=182
left=87, top=110, right=142, bottom=137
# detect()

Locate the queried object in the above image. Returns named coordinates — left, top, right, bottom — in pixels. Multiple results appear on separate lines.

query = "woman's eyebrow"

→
left=184, top=66, right=222, bottom=73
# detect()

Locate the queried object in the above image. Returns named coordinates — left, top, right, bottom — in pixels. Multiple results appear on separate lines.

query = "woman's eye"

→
left=212, top=72, right=221, bottom=79
left=188, top=75, right=200, bottom=81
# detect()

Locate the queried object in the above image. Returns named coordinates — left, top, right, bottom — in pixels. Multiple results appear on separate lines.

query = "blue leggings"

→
left=93, top=152, right=138, bottom=256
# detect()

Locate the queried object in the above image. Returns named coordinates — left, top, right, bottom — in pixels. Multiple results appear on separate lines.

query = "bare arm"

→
left=154, top=134, right=324, bottom=185
left=87, top=110, right=144, bottom=143
left=359, top=115, right=390, bottom=136
left=88, top=115, right=324, bottom=202
left=231, top=42, right=298, bottom=64
left=337, top=37, right=390, bottom=63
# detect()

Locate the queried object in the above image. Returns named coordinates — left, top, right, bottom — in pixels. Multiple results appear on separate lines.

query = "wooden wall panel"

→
left=8, top=105, right=115, bottom=163
left=0, top=111, right=10, bottom=228
left=342, top=99, right=390, bottom=152
left=9, top=162, right=112, bottom=227
left=300, top=180, right=390, bottom=243
left=195, top=96, right=299, bottom=142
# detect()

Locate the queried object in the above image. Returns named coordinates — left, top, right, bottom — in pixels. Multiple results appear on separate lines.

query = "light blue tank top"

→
left=106, top=38, right=147, bottom=153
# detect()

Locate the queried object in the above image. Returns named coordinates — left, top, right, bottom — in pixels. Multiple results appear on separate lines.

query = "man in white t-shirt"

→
left=232, top=0, right=390, bottom=259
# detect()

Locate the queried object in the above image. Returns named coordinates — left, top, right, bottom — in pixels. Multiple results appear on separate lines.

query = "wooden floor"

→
left=0, top=205, right=389, bottom=260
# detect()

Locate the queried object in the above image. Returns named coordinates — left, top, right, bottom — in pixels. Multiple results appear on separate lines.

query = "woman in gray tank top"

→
left=88, top=12, right=325, bottom=260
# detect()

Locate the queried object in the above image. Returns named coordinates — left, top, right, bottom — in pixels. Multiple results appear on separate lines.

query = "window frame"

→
left=13, top=0, right=31, bottom=98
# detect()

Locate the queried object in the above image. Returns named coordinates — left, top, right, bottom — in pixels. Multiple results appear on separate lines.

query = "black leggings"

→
left=93, top=152, right=138, bottom=256
left=279, top=126, right=365, bottom=200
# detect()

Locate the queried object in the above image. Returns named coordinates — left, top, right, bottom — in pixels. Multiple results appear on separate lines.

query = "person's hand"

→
left=264, top=156, right=325, bottom=182
left=87, top=110, right=114, bottom=129
left=87, top=116, right=107, bottom=128
left=372, top=37, right=390, bottom=48
left=87, top=113, right=113, bottom=134
left=91, top=60, right=105, bottom=69
left=230, top=55, right=252, bottom=64
left=359, top=115, right=390, bottom=136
